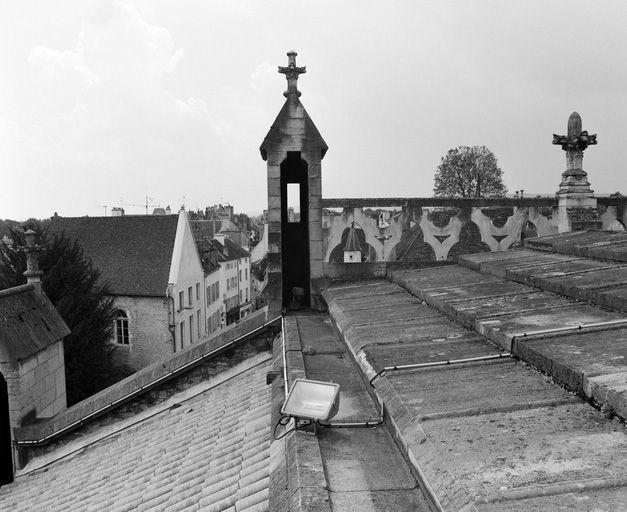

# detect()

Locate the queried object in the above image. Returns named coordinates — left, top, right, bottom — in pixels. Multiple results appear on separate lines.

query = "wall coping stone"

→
left=322, top=197, right=559, bottom=208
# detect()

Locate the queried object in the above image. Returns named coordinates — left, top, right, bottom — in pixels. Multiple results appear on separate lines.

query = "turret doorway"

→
left=280, top=152, right=310, bottom=309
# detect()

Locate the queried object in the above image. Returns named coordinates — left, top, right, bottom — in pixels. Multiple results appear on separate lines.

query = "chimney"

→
left=23, top=229, right=43, bottom=295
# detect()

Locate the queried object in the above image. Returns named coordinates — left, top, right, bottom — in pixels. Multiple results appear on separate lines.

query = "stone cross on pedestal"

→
left=278, top=51, right=306, bottom=98
left=23, top=229, right=43, bottom=294
left=552, top=112, right=597, bottom=200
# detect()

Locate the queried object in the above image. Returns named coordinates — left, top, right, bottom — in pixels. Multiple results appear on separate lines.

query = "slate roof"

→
left=47, top=215, right=179, bottom=297
left=0, top=284, right=70, bottom=364
left=223, top=238, right=250, bottom=260
left=190, top=219, right=221, bottom=241
left=194, top=239, right=221, bottom=274
left=0, top=357, right=273, bottom=511
left=199, top=238, right=249, bottom=264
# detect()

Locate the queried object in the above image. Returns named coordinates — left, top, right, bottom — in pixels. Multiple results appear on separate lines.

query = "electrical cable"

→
left=273, top=414, right=293, bottom=440
left=273, top=414, right=312, bottom=440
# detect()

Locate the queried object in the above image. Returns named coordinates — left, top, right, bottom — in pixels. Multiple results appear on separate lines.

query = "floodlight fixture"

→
left=281, top=378, right=340, bottom=421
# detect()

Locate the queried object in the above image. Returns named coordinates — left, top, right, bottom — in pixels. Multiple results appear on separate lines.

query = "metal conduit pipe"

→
left=369, top=352, right=512, bottom=387
left=317, top=400, right=384, bottom=428
left=17, top=315, right=282, bottom=447
left=509, top=318, right=627, bottom=352
left=281, top=315, right=289, bottom=401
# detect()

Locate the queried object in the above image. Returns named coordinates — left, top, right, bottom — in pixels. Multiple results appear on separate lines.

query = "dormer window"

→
left=115, top=310, right=129, bottom=345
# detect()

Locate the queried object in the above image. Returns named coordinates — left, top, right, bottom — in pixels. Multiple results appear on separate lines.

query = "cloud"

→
left=8, top=0, right=226, bottom=217
left=250, top=61, right=276, bottom=96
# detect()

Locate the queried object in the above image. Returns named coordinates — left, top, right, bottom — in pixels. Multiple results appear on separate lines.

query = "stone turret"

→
left=260, top=51, right=328, bottom=312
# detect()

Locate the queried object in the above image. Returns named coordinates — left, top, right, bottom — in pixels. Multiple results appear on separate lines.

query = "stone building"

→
left=196, top=237, right=252, bottom=326
left=48, top=209, right=207, bottom=370
left=0, top=283, right=69, bottom=484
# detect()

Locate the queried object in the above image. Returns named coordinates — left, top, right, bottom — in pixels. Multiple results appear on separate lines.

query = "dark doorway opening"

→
left=281, top=152, right=310, bottom=309
left=0, top=372, right=13, bottom=486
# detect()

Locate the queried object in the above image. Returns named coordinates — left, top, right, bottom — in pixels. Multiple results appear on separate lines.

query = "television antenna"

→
left=122, top=196, right=157, bottom=214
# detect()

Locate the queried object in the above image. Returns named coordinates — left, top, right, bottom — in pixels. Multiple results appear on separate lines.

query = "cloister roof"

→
left=0, top=355, right=274, bottom=511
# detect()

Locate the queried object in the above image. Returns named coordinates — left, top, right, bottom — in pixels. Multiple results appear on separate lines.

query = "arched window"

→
left=115, top=310, right=129, bottom=345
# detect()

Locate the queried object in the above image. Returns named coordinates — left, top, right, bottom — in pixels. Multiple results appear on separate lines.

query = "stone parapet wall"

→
left=321, top=197, right=627, bottom=267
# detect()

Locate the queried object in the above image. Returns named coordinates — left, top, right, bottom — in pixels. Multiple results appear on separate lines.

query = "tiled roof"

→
left=223, top=238, right=250, bottom=260
left=0, top=284, right=69, bottom=363
left=190, top=219, right=221, bottom=241
left=47, top=215, right=179, bottom=297
left=0, top=357, right=273, bottom=511
left=204, top=238, right=249, bottom=263
left=196, top=239, right=228, bottom=274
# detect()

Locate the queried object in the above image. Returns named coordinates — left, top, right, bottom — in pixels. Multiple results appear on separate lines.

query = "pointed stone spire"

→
left=278, top=51, right=306, bottom=98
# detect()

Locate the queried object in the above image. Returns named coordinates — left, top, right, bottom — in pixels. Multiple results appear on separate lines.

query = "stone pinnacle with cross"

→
left=552, top=112, right=597, bottom=197
left=278, top=51, right=306, bottom=98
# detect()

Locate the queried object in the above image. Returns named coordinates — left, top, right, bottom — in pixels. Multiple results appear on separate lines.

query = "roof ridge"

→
left=0, top=283, right=35, bottom=298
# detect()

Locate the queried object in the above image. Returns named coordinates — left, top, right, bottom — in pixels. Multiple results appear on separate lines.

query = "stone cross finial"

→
left=552, top=112, right=597, bottom=200
left=278, top=51, right=306, bottom=98
left=23, top=229, right=43, bottom=294
left=552, top=112, right=597, bottom=152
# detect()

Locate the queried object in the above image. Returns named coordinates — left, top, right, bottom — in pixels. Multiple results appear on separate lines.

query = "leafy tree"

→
left=0, top=224, right=130, bottom=405
left=433, top=145, right=507, bottom=198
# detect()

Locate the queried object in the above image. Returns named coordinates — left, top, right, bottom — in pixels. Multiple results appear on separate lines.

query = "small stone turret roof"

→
left=0, top=284, right=69, bottom=364
left=259, top=52, right=327, bottom=161
left=259, top=97, right=328, bottom=161
left=344, top=223, right=362, bottom=252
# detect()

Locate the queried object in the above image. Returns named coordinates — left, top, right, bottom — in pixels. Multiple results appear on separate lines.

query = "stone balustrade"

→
left=321, top=197, right=627, bottom=264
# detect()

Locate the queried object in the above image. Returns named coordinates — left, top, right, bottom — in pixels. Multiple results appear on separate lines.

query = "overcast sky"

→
left=2, top=0, right=626, bottom=220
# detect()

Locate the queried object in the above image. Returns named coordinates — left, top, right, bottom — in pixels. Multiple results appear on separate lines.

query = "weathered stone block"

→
left=308, top=179, right=321, bottom=196
left=309, top=259, right=323, bottom=279
left=267, top=208, right=281, bottom=223
left=267, top=165, right=281, bottom=179
left=308, top=221, right=322, bottom=243
left=268, top=196, right=281, bottom=210
left=309, top=240, right=323, bottom=262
